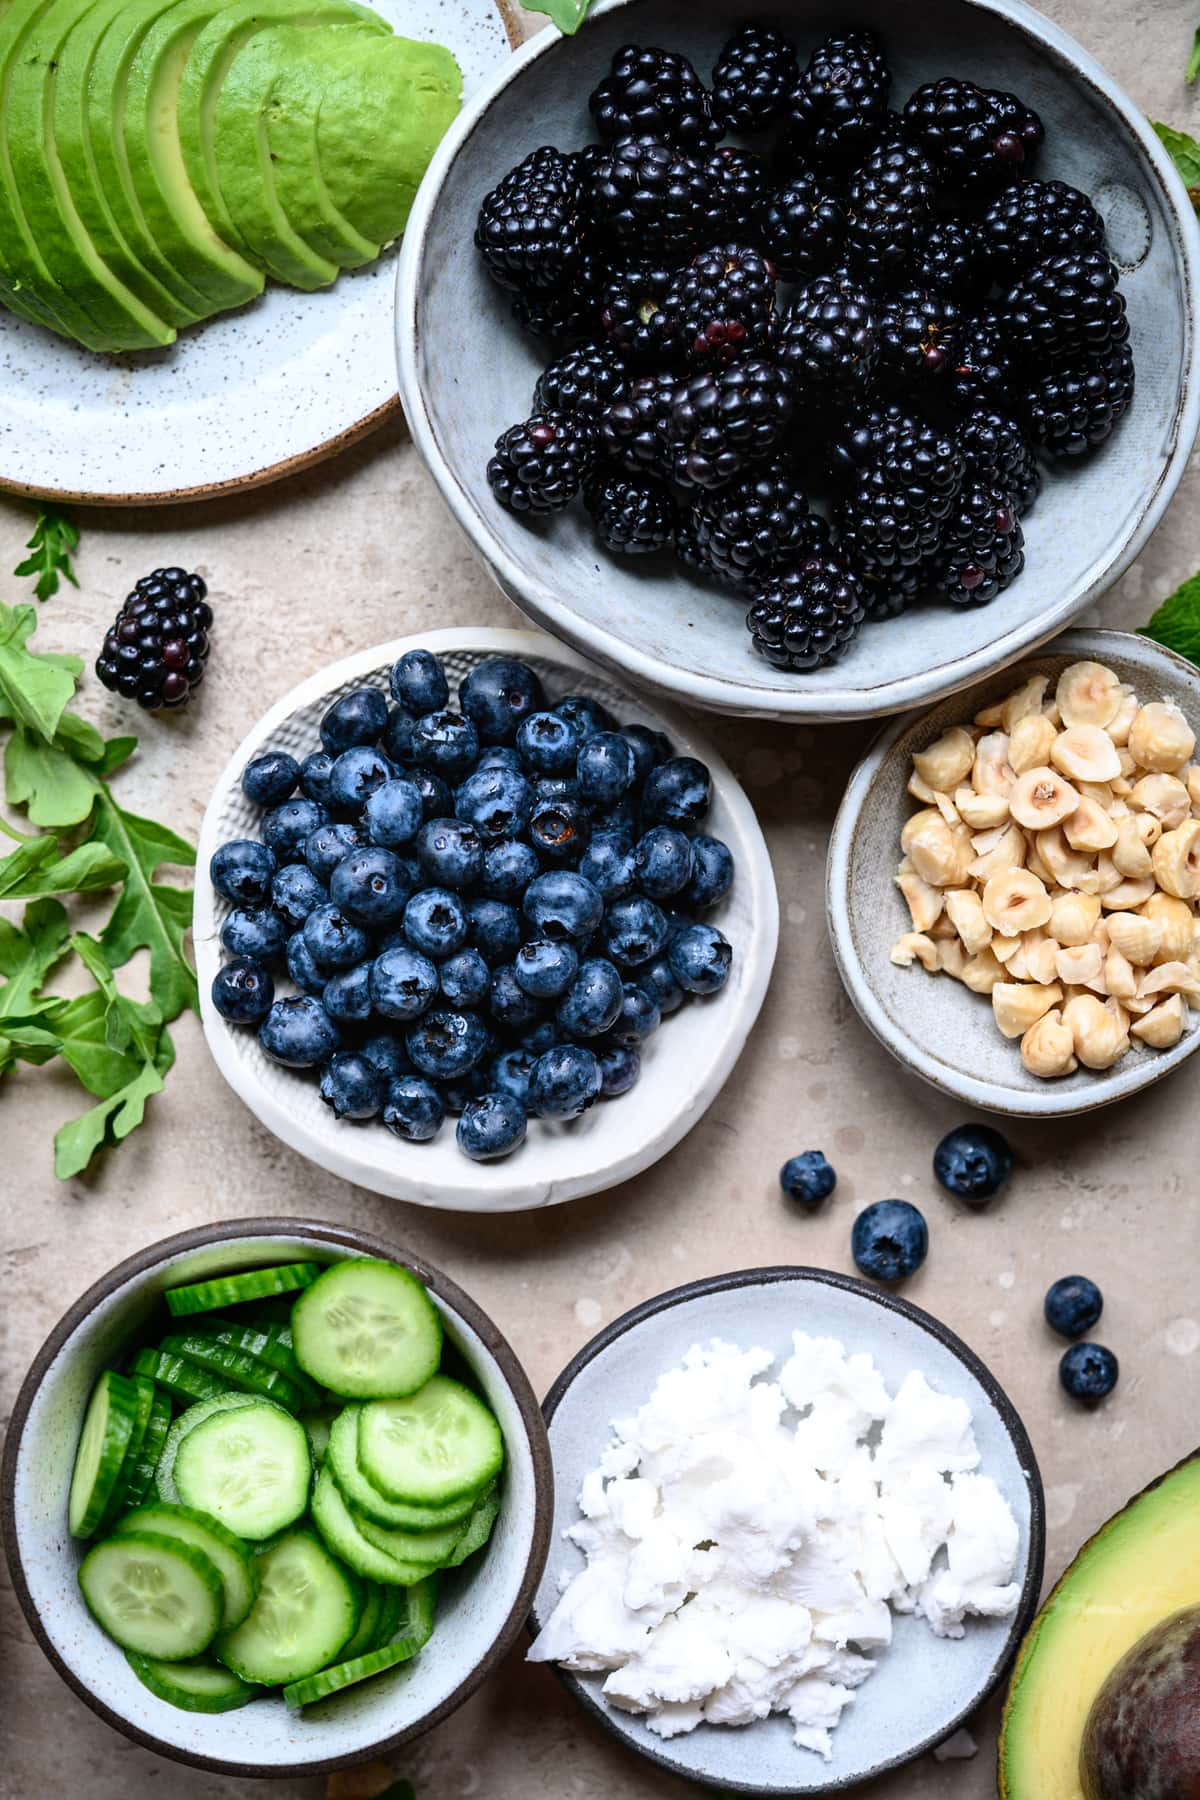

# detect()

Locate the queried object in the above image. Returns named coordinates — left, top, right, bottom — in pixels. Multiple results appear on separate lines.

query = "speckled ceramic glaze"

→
left=0, top=1219, right=553, bottom=1775
left=193, top=627, right=778, bottom=1211
left=531, top=1267, right=1045, bottom=1794
left=0, top=0, right=518, bottom=504
left=396, top=0, right=1200, bottom=722
left=826, top=629, right=1200, bottom=1118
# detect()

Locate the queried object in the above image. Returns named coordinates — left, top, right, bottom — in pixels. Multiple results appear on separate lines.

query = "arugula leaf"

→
left=54, top=1032, right=174, bottom=1181
left=0, top=602, right=82, bottom=742
left=1188, top=28, right=1200, bottom=84
left=0, top=835, right=125, bottom=900
left=0, top=899, right=70, bottom=1016
left=523, top=0, right=592, bottom=32
left=14, top=507, right=80, bottom=603
left=5, top=727, right=104, bottom=827
left=1141, top=567, right=1200, bottom=665
left=86, top=785, right=197, bottom=1020
left=1153, top=121, right=1200, bottom=208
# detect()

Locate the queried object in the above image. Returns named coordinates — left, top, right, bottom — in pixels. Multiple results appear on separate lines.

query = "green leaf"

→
left=0, top=836, right=125, bottom=900
left=54, top=1027, right=174, bottom=1180
left=0, top=601, right=81, bottom=743
left=0, top=898, right=71, bottom=1017
left=98, top=735, right=138, bottom=778
left=1153, top=121, right=1200, bottom=208
left=522, top=0, right=592, bottom=31
left=13, top=507, right=80, bottom=603
left=86, top=783, right=197, bottom=1021
left=1141, top=567, right=1200, bottom=665
left=5, top=727, right=101, bottom=827
left=1188, top=27, right=1200, bottom=83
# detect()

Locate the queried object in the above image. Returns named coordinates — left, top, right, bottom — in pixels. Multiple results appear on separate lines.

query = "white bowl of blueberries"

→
left=194, top=628, right=778, bottom=1212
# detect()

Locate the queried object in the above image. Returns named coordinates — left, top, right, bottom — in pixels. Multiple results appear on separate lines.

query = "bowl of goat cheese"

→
left=529, top=1266, right=1045, bottom=1793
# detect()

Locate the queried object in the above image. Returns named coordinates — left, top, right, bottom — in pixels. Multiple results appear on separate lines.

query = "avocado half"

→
left=998, top=1449, right=1200, bottom=1799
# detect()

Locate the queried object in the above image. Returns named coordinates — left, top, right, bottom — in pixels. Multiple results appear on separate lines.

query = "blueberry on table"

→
left=440, top=949, right=491, bottom=1010
left=557, top=958, right=624, bottom=1038
left=406, top=1008, right=490, bottom=1082
left=528, top=1043, right=602, bottom=1118
left=382, top=1074, right=446, bottom=1142
left=598, top=1042, right=641, bottom=1096
left=515, top=940, right=579, bottom=999
left=529, top=796, right=591, bottom=864
left=481, top=839, right=540, bottom=901
left=403, top=887, right=469, bottom=961
left=286, top=931, right=327, bottom=997
left=363, top=777, right=424, bottom=849
left=390, top=648, right=449, bottom=717
left=524, top=871, right=605, bottom=942
left=270, top=863, right=325, bottom=931
left=852, top=1200, right=929, bottom=1284
left=329, top=747, right=395, bottom=813
left=457, top=1092, right=528, bottom=1160
left=258, top=996, right=340, bottom=1068
left=319, top=1051, right=385, bottom=1120
left=302, top=903, right=371, bottom=972
left=642, top=756, right=712, bottom=827
left=933, top=1123, right=1014, bottom=1203
left=241, top=750, right=299, bottom=808
left=633, top=826, right=693, bottom=899
left=781, top=1151, right=836, bottom=1209
left=303, top=821, right=362, bottom=883
left=411, top=711, right=480, bottom=782
left=299, top=751, right=336, bottom=807
left=1060, top=1342, right=1119, bottom=1403
left=369, top=945, right=439, bottom=1021
left=466, top=898, right=522, bottom=964
left=454, top=765, right=533, bottom=842
left=211, top=958, right=274, bottom=1024
left=263, top=798, right=329, bottom=863
left=319, top=686, right=388, bottom=755
left=579, top=831, right=637, bottom=901
left=220, top=905, right=287, bottom=965
left=1045, top=1275, right=1103, bottom=1340
left=330, top=846, right=412, bottom=927
left=668, top=922, right=732, bottom=994
left=416, top=817, right=484, bottom=890
left=210, top=839, right=277, bottom=905
left=516, top=709, right=581, bottom=775
left=602, top=896, right=670, bottom=968
left=577, top=732, right=636, bottom=806
left=682, top=835, right=734, bottom=911
left=460, top=656, right=545, bottom=743
left=322, top=962, right=374, bottom=1023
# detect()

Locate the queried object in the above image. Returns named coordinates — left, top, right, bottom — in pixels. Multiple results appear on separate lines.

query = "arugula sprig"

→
left=1142, top=568, right=1200, bottom=666
left=1188, top=27, right=1200, bottom=85
left=13, top=507, right=80, bottom=603
left=523, top=0, right=592, bottom=34
left=1154, top=121, right=1200, bottom=211
left=0, top=597, right=196, bottom=1178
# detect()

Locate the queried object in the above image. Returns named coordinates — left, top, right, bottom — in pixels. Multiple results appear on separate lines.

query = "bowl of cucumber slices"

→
left=0, top=1218, right=553, bottom=1775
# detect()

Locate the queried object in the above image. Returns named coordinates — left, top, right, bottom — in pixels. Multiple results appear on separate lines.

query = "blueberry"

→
left=319, top=686, right=388, bottom=754
left=440, top=948, right=491, bottom=1008
left=304, top=821, right=363, bottom=883
left=330, top=846, right=412, bottom=926
left=299, top=751, right=336, bottom=806
left=270, top=863, right=326, bottom=931
left=633, top=827, right=693, bottom=900
left=558, top=957, right=624, bottom=1037
left=683, top=835, right=734, bottom=911
left=851, top=1200, right=929, bottom=1284
left=637, top=956, right=684, bottom=1016
left=519, top=1019, right=561, bottom=1056
left=457, top=1091, right=528, bottom=1160
left=533, top=776, right=580, bottom=805
left=579, top=831, right=637, bottom=900
left=381, top=706, right=417, bottom=766
left=416, top=817, right=484, bottom=890
left=211, top=957, right=274, bottom=1024
left=259, top=995, right=340, bottom=1068
left=524, top=871, right=604, bottom=942
left=591, top=796, right=640, bottom=846
left=460, top=656, right=545, bottom=743
left=489, top=963, right=544, bottom=1031
left=933, top=1124, right=1013, bottom=1204
left=609, top=982, right=661, bottom=1045
left=516, top=710, right=580, bottom=776
left=1045, top=1276, right=1104, bottom=1340
left=363, top=777, right=424, bottom=849
left=319, top=1051, right=385, bottom=1120
left=359, top=1032, right=410, bottom=1080
left=477, top=745, right=523, bottom=773
left=491, top=1047, right=535, bottom=1105
left=329, top=746, right=395, bottom=813
left=481, top=839, right=540, bottom=901
left=528, top=796, right=591, bottom=864
left=408, top=767, right=453, bottom=820
left=455, top=765, right=533, bottom=841
left=515, top=940, right=579, bottom=999
left=556, top=694, right=615, bottom=740
left=577, top=731, right=636, bottom=807
left=444, top=1069, right=496, bottom=1114
left=621, top=723, right=671, bottom=782
left=1059, top=1342, right=1119, bottom=1404
left=528, top=1043, right=602, bottom=1118
left=242, top=750, right=299, bottom=807
left=211, top=839, right=276, bottom=905
left=382, top=1074, right=445, bottom=1142
left=403, top=887, right=468, bottom=960
left=221, top=905, right=287, bottom=964
left=603, top=896, right=670, bottom=968
left=406, top=1007, right=489, bottom=1080
left=642, top=756, right=712, bottom=828
left=466, top=897, right=522, bottom=964
left=390, top=648, right=449, bottom=716
left=781, top=1151, right=837, bottom=1209
left=286, top=930, right=327, bottom=997
left=303, top=903, right=371, bottom=971
left=263, top=798, right=329, bottom=862
left=370, top=945, right=439, bottom=1020
left=411, top=711, right=479, bottom=781
left=668, top=922, right=732, bottom=994
left=322, top=961, right=374, bottom=1023
left=599, top=1042, right=641, bottom=1096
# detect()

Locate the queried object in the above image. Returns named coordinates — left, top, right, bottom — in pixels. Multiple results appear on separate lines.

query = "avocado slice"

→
left=6, top=0, right=174, bottom=349
left=999, top=1450, right=1200, bottom=1799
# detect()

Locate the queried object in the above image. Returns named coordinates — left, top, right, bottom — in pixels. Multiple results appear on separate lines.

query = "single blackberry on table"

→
left=584, top=470, right=677, bottom=554
left=486, top=412, right=597, bottom=514
left=601, top=371, right=680, bottom=477
left=668, top=356, right=794, bottom=491
left=936, top=482, right=1024, bottom=606
left=533, top=342, right=628, bottom=423
left=758, top=172, right=845, bottom=281
left=1005, top=249, right=1128, bottom=363
left=662, top=242, right=779, bottom=370
left=589, top=45, right=719, bottom=151
left=786, top=31, right=892, bottom=172
left=475, top=146, right=588, bottom=293
left=903, top=78, right=1044, bottom=198
left=981, top=178, right=1106, bottom=276
left=96, top=568, right=212, bottom=711
left=845, top=139, right=939, bottom=286
left=1019, top=340, right=1135, bottom=459
left=588, top=136, right=723, bottom=261
left=704, top=146, right=772, bottom=239
left=710, top=25, right=798, bottom=134
left=746, top=555, right=866, bottom=671
left=776, top=272, right=878, bottom=401
left=509, top=240, right=604, bottom=342
left=691, top=461, right=816, bottom=590
left=836, top=463, right=943, bottom=577
left=949, top=305, right=1014, bottom=412
left=600, top=264, right=681, bottom=366
left=910, top=218, right=995, bottom=301
left=876, top=286, right=962, bottom=390
left=956, top=410, right=1041, bottom=514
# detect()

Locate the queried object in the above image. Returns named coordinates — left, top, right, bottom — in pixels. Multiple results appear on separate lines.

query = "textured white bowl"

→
left=395, top=0, right=1200, bottom=723
left=826, top=629, right=1200, bottom=1118
left=0, top=1219, right=553, bottom=1776
left=531, top=1267, right=1045, bottom=1793
left=194, top=627, right=778, bottom=1210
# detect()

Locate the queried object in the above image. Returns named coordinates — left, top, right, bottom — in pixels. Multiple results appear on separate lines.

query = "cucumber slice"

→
left=126, top=1651, right=263, bottom=1713
left=191, top=1318, right=324, bottom=1408
left=79, top=1531, right=222, bottom=1658
left=98, top=1374, right=158, bottom=1532
left=282, top=1573, right=437, bottom=1708
left=369, top=1582, right=405, bottom=1649
left=160, top=1334, right=309, bottom=1413
left=311, top=1466, right=435, bottom=1585
left=352, top=1506, right=463, bottom=1569
left=122, top=1389, right=172, bottom=1513
left=282, top=1638, right=419, bottom=1709
left=301, top=1405, right=339, bottom=1468
left=131, top=1347, right=234, bottom=1405
left=174, top=1401, right=311, bottom=1539
left=69, top=1371, right=142, bottom=1538
left=442, top=1485, right=501, bottom=1568
left=336, top=1580, right=382, bottom=1662
left=155, top=1393, right=261, bottom=1504
left=291, top=1259, right=442, bottom=1400
left=389, top=1574, right=438, bottom=1653
left=358, top=1378, right=504, bottom=1507
left=214, top=1528, right=360, bottom=1685
left=164, top=1261, right=322, bottom=1318
left=326, top=1408, right=480, bottom=1531
left=114, top=1503, right=258, bottom=1630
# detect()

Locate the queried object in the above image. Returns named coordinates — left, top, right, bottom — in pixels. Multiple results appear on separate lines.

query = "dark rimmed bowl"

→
left=531, top=1266, right=1045, bottom=1793
left=1, top=1218, right=553, bottom=1777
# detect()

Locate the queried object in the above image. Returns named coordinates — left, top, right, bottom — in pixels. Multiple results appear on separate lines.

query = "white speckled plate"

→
left=0, top=0, right=519, bottom=505
left=531, top=1268, right=1045, bottom=1794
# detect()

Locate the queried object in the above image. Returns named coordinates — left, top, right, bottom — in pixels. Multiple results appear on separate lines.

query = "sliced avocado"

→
left=999, top=1450, right=1200, bottom=1799
left=6, top=0, right=174, bottom=349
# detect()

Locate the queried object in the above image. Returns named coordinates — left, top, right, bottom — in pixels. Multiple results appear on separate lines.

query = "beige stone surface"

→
left=4, top=3, right=1200, bottom=1796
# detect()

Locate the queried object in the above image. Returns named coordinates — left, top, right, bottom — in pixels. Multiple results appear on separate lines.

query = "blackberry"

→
left=982, top=179, right=1106, bottom=276
left=486, top=412, right=596, bottom=514
left=1019, top=341, right=1135, bottom=459
left=827, top=401, right=918, bottom=483
left=758, top=172, right=845, bottom=281
left=710, top=25, right=798, bottom=134
left=910, top=218, right=994, bottom=300
left=600, top=264, right=681, bottom=365
left=776, top=272, right=878, bottom=401
left=836, top=463, right=943, bottom=576
left=674, top=511, right=712, bottom=580
left=476, top=146, right=588, bottom=293
left=838, top=543, right=930, bottom=621
left=691, top=462, right=815, bottom=589
left=588, top=136, right=723, bottom=261
left=705, top=146, right=771, bottom=239
left=877, top=418, right=966, bottom=521
left=1005, top=250, right=1128, bottom=363
left=746, top=555, right=866, bottom=671
left=936, top=482, right=1025, bottom=606
left=584, top=470, right=677, bottom=554
left=787, top=31, right=891, bottom=172
left=668, top=356, right=794, bottom=491
left=903, top=79, right=1044, bottom=198
left=509, top=240, right=604, bottom=342
left=601, top=371, right=680, bottom=477
left=533, top=342, right=628, bottom=422
left=956, top=410, right=1041, bottom=514
left=876, top=287, right=962, bottom=390
left=949, top=306, right=1014, bottom=412
left=662, top=243, right=778, bottom=370
left=96, top=568, right=212, bottom=711
left=845, top=140, right=939, bottom=287
left=589, top=45, right=719, bottom=152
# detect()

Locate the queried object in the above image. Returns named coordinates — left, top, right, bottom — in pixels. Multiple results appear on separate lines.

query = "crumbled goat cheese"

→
left=528, top=1335, right=1022, bottom=1760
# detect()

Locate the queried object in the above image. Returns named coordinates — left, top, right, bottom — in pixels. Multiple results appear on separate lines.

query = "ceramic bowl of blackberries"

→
left=396, top=0, right=1200, bottom=722
left=193, top=628, right=778, bottom=1213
